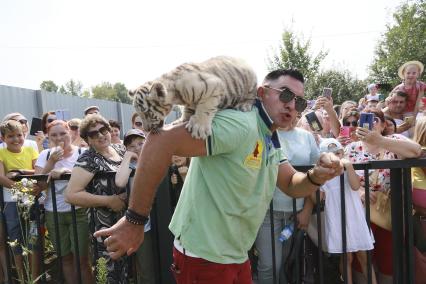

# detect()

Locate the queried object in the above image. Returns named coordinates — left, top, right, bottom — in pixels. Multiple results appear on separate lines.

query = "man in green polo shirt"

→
left=95, top=69, right=343, bottom=283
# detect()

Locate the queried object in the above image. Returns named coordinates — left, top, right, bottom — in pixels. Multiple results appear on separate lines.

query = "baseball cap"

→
left=83, top=105, right=100, bottom=116
left=366, top=95, right=379, bottom=102
left=319, top=138, right=343, bottom=153
left=123, top=129, right=145, bottom=146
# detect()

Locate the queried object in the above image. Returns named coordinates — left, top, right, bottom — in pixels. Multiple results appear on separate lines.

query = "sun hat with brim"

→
left=123, top=129, right=146, bottom=146
left=398, top=60, right=424, bottom=79
left=319, top=138, right=343, bottom=154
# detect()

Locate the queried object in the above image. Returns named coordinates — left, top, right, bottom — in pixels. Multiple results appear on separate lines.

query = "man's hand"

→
left=94, top=217, right=145, bottom=260
left=311, top=152, right=344, bottom=185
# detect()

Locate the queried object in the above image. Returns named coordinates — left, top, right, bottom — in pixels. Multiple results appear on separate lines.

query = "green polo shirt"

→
left=169, top=104, right=286, bottom=264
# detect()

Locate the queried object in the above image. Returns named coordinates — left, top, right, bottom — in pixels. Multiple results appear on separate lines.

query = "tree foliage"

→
left=267, top=30, right=328, bottom=83
left=91, top=82, right=131, bottom=103
left=369, top=0, right=426, bottom=86
left=307, top=70, right=366, bottom=104
left=40, top=80, right=59, bottom=93
left=267, top=29, right=365, bottom=104
left=59, top=79, right=83, bottom=96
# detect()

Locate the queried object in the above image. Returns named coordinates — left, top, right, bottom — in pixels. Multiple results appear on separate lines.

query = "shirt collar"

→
left=254, top=99, right=281, bottom=149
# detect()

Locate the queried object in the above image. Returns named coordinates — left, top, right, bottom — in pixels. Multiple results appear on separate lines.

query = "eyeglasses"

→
left=263, top=86, right=307, bottom=112
left=87, top=126, right=110, bottom=139
left=69, top=125, right=79, bottom=131
left=47, top=118, right=56, bottom=123
left=134, top=122, right=143, bottom=127
left=343, top=121, right=358, bottom=127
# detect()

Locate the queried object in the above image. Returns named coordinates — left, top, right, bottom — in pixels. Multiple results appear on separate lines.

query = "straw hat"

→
left=398, top=60, right=424, bottom=79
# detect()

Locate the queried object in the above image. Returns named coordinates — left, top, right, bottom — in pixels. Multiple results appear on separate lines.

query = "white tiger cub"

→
left=128, top=56, right=257, bottom=139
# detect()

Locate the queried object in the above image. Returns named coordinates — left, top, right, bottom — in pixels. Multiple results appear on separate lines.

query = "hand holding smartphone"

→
left=29, top=117, right=42, bottom=136
left=339, top=126, right=350, bottom=138
left=359, top=113, right=374, bottom=130
left=322, top=87, right=332, bottom=99
left=305, top=111, right=323, bottom=132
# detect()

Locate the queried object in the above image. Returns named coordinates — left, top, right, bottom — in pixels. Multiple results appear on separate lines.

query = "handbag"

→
left=369, top=153, right=392, bottom=231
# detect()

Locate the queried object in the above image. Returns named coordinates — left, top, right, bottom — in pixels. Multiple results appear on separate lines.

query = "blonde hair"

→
left=0, top=120, right=23, bottom=137
left=413, top=116, right=426, bottom=146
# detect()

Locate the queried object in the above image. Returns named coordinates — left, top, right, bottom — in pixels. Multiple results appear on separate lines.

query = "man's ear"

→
left=257, top=86, right=265, bottom=101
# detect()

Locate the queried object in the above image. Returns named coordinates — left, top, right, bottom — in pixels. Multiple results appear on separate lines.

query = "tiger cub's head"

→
left=128, top=81, right=173, bottom=133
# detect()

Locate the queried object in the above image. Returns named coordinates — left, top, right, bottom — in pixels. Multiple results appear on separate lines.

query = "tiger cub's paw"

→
left=186, top=114, right=212, bottom=139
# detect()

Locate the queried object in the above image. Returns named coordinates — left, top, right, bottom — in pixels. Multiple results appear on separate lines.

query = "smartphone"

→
left=404, top=116, right=415, bottom=124
left=322, top=87, right=332, bottom=99
left=55, top=110, right=71, bottom=121
left=339, top=126, right=350, bottom=138
left=307, top=100, right=316, bottom=109
left=359, top=112, right=374, bottom=130
left=29, top=117, right=42, bottom=136
left=305, top=111, right=323, bottom=132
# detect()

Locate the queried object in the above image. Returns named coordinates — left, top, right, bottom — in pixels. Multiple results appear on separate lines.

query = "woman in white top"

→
left=35, top=120, right=93, bottom=284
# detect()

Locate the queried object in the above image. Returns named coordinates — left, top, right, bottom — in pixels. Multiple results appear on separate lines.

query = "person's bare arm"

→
left=64, top=167, right=125, bottom=211
left=0, top=161, right=15, bottom=188
left=277, top=153, right=343, bottom=198
left=115, top=151, right=138, bottom=188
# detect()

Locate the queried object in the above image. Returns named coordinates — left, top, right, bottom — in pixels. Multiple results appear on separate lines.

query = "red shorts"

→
left=171, top=247, right=252, bottom=284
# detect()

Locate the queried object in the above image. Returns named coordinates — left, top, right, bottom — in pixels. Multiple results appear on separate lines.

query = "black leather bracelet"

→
left=306, top=169, right=323, bottom=187
left=125, top=209, right=149, bottom=226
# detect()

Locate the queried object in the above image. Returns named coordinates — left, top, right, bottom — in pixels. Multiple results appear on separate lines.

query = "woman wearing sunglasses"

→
left=344, top=108, right=421, bottom=283
left=1, top=112, right=39, bottom=152
left=67, top=118, right=87, bottom=148
left=65, top=114, right=128, bottom=283
left=337, top=110, right=360, bottom=146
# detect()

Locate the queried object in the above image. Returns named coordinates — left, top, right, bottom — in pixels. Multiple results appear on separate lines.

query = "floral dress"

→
left=344, top=134, right=406, bottom=193
left=74, top=144, right=128, bottom=284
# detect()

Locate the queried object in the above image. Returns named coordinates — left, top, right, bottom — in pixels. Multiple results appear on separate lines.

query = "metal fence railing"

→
left=0, top=158, right=425, bottom=283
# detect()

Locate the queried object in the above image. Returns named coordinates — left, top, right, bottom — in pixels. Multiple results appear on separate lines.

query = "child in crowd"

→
left=169, top=155, right=189, bottom=210
left=0, top=120, right=39, bottom=282
left=115, top=129, right=154, bottom=284
left=318, top=138, right=376, bottom=284
left=392, top=60, right=425, bottom=116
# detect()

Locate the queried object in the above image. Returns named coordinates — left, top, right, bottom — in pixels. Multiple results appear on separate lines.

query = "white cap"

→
left=319, top=138, right=343, bottom=153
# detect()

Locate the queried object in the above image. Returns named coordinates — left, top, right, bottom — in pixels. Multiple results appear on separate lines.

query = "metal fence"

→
left=0, top=158, right=424, bottom=283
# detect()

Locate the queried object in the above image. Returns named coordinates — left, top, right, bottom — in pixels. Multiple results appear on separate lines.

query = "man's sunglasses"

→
left=69, top=125, right=79, bottom=131
left=343, top=121, right=358, bottom=127
left=87, top=126, right=110, bottom=139
left=263, top=86, right=307, bottom=112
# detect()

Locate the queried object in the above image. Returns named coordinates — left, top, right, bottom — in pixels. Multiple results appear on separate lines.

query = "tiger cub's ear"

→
left=150, top=82, right=167, bottom=100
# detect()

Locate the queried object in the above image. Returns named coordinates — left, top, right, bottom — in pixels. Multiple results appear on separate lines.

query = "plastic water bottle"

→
left=278, top=223, right=294, bottom=243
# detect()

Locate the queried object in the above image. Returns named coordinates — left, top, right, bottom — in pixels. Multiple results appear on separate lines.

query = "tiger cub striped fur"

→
left=128, top=56, right=257, bottom=139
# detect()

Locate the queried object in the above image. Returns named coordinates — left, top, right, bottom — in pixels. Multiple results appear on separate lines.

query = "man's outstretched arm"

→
left=95, top=123, right=206, bottom=259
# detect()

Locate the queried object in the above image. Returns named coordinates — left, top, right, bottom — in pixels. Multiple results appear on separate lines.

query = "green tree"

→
left=267, top=30, right=328, bottom=83
left=40, top=80, right=59, bottom=92
left=369, top=0, right=426, bottom=86
left=307, top=69, right=366, bottom=104
left=59, top=79, right=83, bottom=96
left=92, top=82, right=116, bottom=101
left=114, top=82, right=132, bottom=104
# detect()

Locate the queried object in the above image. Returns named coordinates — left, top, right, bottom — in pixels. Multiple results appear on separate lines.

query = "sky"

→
left=0, top=0, right=403, bottom=92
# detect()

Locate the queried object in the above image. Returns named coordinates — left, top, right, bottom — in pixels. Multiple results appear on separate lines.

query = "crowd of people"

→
left=0, top=59, right=424, bottom=284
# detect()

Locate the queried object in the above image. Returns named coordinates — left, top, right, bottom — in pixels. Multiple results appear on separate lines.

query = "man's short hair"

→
left=0, top=120, right=23, bottom=137
left=263, top=69, right=305, bottom=84
left=393, top=91, right=408, bottom=100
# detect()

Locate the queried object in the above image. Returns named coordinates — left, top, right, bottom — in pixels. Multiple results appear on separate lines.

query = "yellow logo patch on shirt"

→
left=244, top=140, right=263, bottom=169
